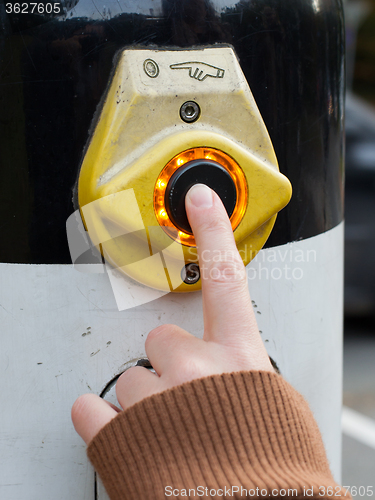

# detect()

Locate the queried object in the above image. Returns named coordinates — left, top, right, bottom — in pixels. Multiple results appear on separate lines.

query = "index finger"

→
left=185, top=184, right=260, bottom=347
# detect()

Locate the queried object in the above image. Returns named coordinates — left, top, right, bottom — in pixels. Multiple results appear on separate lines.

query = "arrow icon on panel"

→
left=170, top=61, right=225, bottom=81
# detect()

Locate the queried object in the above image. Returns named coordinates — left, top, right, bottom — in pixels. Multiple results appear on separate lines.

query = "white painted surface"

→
left=0, top=222, right=343, bottom=499
left=342, top=406, right=375, bottom=450
left=247, top=223, right=344, bottom=482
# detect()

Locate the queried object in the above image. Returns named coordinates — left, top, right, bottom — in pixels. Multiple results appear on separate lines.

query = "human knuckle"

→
left=202, top=217, right=229, bottom=236
left=207, top=253, right=246, bottom=285
left=146, top=324, right=177, bottom=346
left=116, top=367, right=138, bottom=397
left=176, top=356, right=211, bottom=382
left=117, top=366, right=138, bottom=386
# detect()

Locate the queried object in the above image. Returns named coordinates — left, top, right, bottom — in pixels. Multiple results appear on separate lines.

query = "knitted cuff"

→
left=88, top=371, right=349, bottom=500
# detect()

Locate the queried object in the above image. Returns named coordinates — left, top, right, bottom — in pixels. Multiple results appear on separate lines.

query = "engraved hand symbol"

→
left=170, top=61, right=225, bottom=81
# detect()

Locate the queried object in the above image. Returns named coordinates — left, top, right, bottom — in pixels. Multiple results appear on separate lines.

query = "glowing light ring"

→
left=154, top=147, right=248, bottom=247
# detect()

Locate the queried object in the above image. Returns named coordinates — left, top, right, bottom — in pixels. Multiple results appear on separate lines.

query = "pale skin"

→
left=71, top=183, right=273, bottom=445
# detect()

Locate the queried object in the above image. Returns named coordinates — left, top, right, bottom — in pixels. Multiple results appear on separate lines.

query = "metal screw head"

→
left=143, top=59, right=159, bottom=78
left=181, top=263, right=200, bottom=284
left=180, top=101, right=200, bottom=123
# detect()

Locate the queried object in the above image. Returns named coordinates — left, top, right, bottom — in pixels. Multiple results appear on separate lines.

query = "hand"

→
left=72, top=184, right=273, bottom=445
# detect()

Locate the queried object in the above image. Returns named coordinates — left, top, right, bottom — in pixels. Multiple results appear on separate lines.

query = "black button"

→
left=165, top=159, right=237, bottom=234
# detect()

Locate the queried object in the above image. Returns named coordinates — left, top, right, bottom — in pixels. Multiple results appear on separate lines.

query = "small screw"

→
left=181, top=263, right=200, bottom=284
left=180, top=101, right=200, bottom=123
left=143, top=59, right=159, bottom=78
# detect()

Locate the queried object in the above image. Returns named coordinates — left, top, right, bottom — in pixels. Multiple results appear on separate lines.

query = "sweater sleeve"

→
left=87, top=371, right=350, bottom=500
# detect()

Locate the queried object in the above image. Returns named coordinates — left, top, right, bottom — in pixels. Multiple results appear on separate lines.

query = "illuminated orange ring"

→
left=153, top=147, right=248, bottom=247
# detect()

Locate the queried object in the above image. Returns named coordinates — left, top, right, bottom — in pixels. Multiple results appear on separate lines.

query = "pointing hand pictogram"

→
left=170, top=61, right=225, bottom=81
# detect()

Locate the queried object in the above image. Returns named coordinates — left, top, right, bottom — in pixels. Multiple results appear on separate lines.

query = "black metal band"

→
left=0, top=0, right=344, bottom=263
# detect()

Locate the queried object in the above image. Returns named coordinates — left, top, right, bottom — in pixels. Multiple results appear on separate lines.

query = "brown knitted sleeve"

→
left=87, top=371, right=350, bottom=500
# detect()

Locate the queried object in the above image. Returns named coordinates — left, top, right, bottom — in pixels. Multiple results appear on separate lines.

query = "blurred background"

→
left=342, top=0, right=375, bottom=491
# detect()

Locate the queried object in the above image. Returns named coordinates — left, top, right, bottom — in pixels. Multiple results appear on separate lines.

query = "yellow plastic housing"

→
left=78, top=47, right=292, bottom=292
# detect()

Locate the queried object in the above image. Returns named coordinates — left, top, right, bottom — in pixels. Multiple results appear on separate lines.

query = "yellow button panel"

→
left=78, top=47, right=292, bottom=292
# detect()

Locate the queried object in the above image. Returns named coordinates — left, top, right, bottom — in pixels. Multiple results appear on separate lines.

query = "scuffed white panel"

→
left=0, top=265, right=203, bottom=500
left=0, top=223, right=343, bottom=499
left=247, top=222, right=344, bottom=481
